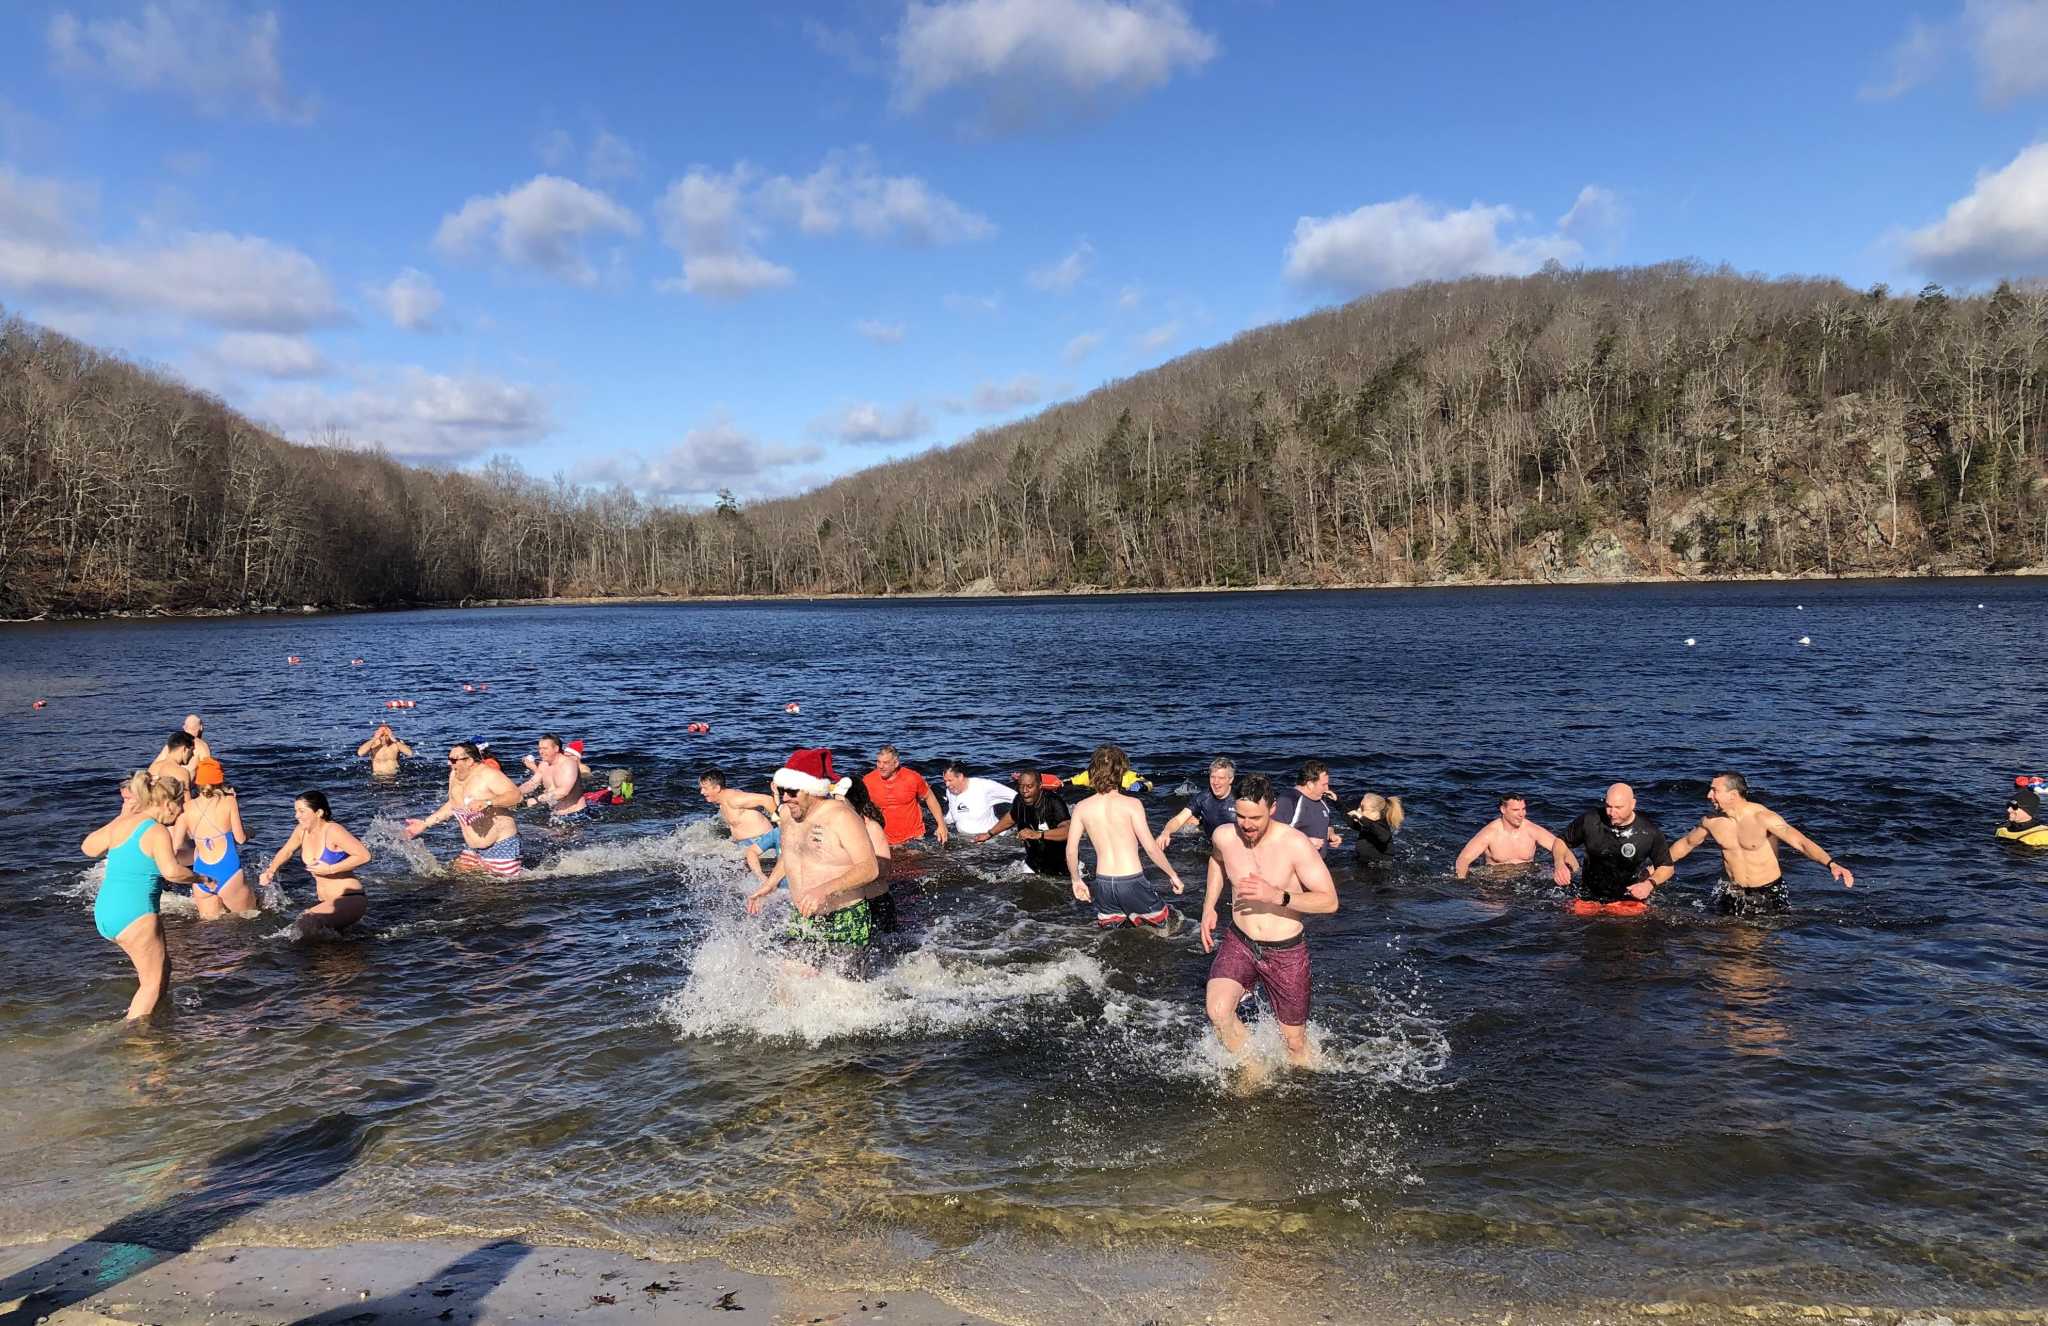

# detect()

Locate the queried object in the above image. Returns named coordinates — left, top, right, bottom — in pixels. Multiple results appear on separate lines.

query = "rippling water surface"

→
left=2, top=582, right=2044, bottom=1321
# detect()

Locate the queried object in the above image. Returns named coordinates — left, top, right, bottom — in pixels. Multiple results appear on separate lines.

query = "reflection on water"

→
left=0, top=580, right=2045, bottom=1318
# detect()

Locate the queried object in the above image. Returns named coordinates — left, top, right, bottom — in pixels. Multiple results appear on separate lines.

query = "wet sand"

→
left=0, top=1238, right=996, bottom=1325
left=3, top=1238, right=2043, bottom=1326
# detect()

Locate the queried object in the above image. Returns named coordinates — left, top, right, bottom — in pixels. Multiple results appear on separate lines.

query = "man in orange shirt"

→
left=861, top=745, right=949, bottom=846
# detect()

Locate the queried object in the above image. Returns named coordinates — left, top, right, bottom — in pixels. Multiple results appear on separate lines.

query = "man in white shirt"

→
left=942, top=760, right=1016, bottom=836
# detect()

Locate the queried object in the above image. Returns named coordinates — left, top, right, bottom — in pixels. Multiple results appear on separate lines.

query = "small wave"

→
left=659, top=906, right=1113, bottom=1045
left=524, top=819, right=730, bottom=879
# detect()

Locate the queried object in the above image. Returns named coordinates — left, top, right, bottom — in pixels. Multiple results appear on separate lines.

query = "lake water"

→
left=1, top=582, right=2043, bottom=1322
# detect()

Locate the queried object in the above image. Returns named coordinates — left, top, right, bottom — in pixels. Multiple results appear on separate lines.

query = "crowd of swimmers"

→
left=79, top=715, right=2046, bottom=1069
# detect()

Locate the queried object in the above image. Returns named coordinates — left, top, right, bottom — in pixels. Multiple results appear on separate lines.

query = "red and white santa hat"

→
left=567, top=739, right=586, bottom=761
left=772, top=746, right=850, bottom=797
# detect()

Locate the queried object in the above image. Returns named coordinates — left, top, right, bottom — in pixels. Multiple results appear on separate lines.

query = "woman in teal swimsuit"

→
left=175, top=757, right=259, bottom=918
left=81, top=771, right=196, bottom=1021
left=259, top=790, right=372, bottom=937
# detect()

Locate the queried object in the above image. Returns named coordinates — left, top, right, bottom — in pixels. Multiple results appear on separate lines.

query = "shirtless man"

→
left=517, top=733, right=585, bottom=820
left=1200, top=772, right=1339, bottom=1067
left=147, top=730, right=198, bottom=791
left=181, top=715, right=212, bottom=766
left=700, top=766, right=781, bottom=883
left=1453, top=793, right=1578, bottom=878
left=357, top=723, right=414, bottom=776
left=1670, top=772, right=1854, bottom=916
left=747, top=748, right=881, bottom=947
left=405, top=741, right=525, bottom=876
left=1065, top=744, right=1184, bottom=927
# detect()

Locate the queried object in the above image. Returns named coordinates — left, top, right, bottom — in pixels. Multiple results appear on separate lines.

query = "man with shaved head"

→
left=1554, top=782, right=1674, bottom=910
left=182, top=715, right=212, bottom=766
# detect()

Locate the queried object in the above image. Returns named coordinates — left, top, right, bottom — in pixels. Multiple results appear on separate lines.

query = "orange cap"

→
left=193, top=757, right=225, bottom=786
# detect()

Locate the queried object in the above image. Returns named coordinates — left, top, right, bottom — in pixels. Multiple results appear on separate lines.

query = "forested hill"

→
left=5, top=262, right=2047, bottom=618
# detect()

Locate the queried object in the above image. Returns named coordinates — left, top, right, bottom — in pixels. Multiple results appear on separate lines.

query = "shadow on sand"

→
left=0, top=1109, right=373, bottom=1324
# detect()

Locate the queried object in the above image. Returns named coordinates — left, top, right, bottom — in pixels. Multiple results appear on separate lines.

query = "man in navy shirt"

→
left=1155, top=757, right=1238, bottom=853
left=1273, top=760, right=1343, bottom=856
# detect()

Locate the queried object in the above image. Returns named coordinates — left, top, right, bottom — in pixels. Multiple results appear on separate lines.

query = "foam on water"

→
left=523, top=819, right=729, bottom=879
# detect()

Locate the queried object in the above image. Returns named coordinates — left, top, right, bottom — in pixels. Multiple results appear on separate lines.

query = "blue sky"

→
left=3, top=0, right=2047, bottom=502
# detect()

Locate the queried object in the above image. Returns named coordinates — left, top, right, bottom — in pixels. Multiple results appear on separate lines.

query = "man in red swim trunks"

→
left=1200, top=772, right=1338, bottom=1068
left=861, top=745, right=948, bottom=846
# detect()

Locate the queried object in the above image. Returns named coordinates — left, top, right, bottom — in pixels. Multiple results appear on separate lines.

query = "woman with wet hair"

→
left=260, top=790, right=372, bottom=937
left=81, top=771, right=197, bottom=1020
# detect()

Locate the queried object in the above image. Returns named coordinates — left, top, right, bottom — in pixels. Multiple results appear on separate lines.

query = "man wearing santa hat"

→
left=770, top=747, right=883, bottom=947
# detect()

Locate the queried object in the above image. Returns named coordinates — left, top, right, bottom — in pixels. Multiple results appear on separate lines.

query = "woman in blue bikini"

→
left=259, top=791, right=372, bottom=937
left=175, top=758, right=260, bottom=918
left=81, top=771, right=197, bottom=1021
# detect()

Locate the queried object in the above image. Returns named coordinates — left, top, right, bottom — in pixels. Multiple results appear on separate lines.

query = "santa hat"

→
left=567, top=739, right=586, bottom=760
left=773, top=747, right=850, bottom=797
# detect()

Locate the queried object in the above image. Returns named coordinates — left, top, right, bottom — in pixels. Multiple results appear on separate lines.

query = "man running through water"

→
left=405, top=741, right=524, bottom=876
left=700, top=766, right=781, bottom=883
left=1554, top=782, right=1674, bottom=910
left=1066, top=744, right=1184, bottom=927
left=148, top=730, right=197, bottom=792
left=1453, top=793, right=1576, bottom=878
left=862, top=745, right=949, bottom=847
left=357, top=723, right=414, bottom=777
left=768, top=748, right=881, bottom=947
left=517, top=733, right=584, bottom=821
left=1669, top=772, right=1854, bottom=915
left=1202, top=772, right=1339, bottom=1068
left=1156, top=757, right=1238, bottom=853
left=941, top=760, right=1015, bottom=837
left=976, top=763, right=1071, bottom=876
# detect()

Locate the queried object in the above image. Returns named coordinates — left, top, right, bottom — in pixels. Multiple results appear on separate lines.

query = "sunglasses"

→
left=776, top=786, right=802, bottom=800
left=449, top=755, right=473, bottom=765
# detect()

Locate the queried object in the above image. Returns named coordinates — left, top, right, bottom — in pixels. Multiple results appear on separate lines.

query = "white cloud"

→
left=813, top=400, right=930, bottom=445
left=944, top=291, right=1001, bottom=314
left=211, top=330, right=325, bottom=378
left=1904, top=140, right=2048, bottom=280
left=1116, top=284, right=1142, bottom=310
left=1135, top=320, right=1179, bottom=351
left=48, top=1, right=315, bottom=123
left=1863, top=2, right=2048, bottom=103
left=1029, top=239, right=1093, bottom=293
left=576, top=416, right=824, bottom=502
left=434, top=175, right=640, bottom=287
left=946, top=373, right=1043, bottom=413
left=1557, top=185, right=1625, bottom=242
left=855, top=318, right=907, bottom=344
left=369, top=267, right=444, bottom=331
left=1063, top=330, right=1104, bottom=364
left=1283, top=195, right=1583, bottom=294
left=654, top=166, right=795, bottom=300
left=758, top=148, right=993, bottom=245
left=0, top=164, right=89, bottom=242
left=254, top=368, right=551, bottom=462
left=1863, top=17, right=1948, bottom=99
left=1968, top=0, right=2048, bottom=102
left=895, top=0, right=1218, bottom=127
left=587, top=130, right=643, bottom=183
left=0, top=205, right=342, bottom=332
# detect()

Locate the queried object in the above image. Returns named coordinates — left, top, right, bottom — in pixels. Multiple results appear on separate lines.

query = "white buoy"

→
left=1797, top=636, right=1812, bottom=646
left=1684, top=637, right=1696, bottom=647
left=1796, top=605, right=1804, bottom=610
left=1978, top=603, right=1986, bottom=609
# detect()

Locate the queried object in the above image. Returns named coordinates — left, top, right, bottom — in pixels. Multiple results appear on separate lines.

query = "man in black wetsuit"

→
left=976, top=764, right=1071, bottom=876
left=1555, top=782, right=1674, bottom=905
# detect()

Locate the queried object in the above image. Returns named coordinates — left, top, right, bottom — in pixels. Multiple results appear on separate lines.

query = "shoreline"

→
left=6, top=565, right=2046, bottom=625
left=2, top=1237, right=2042, bottom=1326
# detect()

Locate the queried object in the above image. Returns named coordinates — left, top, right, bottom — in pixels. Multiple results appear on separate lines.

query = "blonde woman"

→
left=1346, top=793, right=1406, bottom=863
left=81, top=772, right=197, bottom=1021
left=177, top=758, right=260, bottom=917
left=260, top=791, right=372, bottom=937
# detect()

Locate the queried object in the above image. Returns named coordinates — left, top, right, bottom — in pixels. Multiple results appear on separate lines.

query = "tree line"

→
left=3, top=261, right=2045, bottom=619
